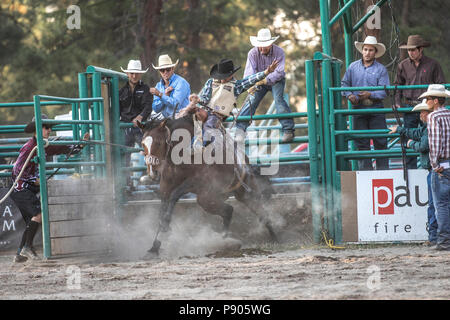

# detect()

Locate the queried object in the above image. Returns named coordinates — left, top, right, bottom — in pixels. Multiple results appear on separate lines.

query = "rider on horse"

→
left=179, top=58, right=279, bottom=148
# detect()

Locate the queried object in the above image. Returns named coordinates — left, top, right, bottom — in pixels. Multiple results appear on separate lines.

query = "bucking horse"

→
left=138, top=114, right=278, bottom=257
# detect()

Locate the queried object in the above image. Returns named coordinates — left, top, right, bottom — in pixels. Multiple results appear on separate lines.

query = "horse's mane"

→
left=143, top=114, right=194, bottom=132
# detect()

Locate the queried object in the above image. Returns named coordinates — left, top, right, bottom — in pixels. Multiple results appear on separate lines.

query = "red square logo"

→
left=372, top=179, right=394, bottom=215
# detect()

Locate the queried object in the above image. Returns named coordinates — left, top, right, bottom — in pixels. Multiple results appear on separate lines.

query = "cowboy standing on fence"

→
left=150, top=54, right=191, bottom=118
left=10, top=114, right=89, bottom=262
left=235, top=28, right=295, bottom=143
left=341, top=36, right=390, bottom=170
left=394, top=35, right=446, bottom=169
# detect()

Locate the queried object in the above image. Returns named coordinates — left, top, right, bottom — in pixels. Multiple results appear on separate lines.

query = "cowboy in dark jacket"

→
left=119, top=60, right=153, bottom=167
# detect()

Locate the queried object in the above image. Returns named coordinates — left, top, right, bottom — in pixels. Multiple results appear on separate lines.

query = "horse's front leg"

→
left=146, top=197, right=169, bottom=257
left=147, top=179, right=195, bottom=257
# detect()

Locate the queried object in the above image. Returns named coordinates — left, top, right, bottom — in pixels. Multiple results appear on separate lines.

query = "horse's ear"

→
left=159, top=118, right=168, bottom=128
left=142, top=142, right=149, bottom=156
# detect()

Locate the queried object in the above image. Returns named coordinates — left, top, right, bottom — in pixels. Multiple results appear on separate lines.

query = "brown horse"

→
left=138, top=115, right=277, bottom=256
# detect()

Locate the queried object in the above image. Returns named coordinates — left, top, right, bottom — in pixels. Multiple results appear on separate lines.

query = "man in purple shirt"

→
left=10, top=114, right=89, bottom=262
left=341, top=36, right=390, bottom=170
left=235, top=28, right=295, bottom=143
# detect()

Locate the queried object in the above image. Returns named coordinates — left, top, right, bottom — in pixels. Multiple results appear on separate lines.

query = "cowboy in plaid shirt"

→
left=420, top=84, right=450, bottom=251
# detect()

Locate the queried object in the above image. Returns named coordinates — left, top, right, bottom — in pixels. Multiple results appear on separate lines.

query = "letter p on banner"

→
left=372, top=179, right=394, bottom=215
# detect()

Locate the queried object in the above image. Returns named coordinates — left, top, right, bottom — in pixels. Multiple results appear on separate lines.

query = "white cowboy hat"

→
left=354, top=36, right=386, bottom=59
left=418, top=84, right=450, bottom=99
left=411, top=99, right=433, bottom=112
left=152, top=54, right=179, bottom=70
left=250, top=28, right=279, bottom=47
left=120, top=60, right=148, bottom=73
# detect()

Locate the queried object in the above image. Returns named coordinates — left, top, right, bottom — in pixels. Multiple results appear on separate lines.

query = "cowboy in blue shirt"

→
left=341, top=36, right=390, bottom=170
left=150, top=54, right=190, bottom=118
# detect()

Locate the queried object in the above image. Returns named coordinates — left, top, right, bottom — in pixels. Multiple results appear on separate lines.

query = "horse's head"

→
left=138, top=119, right=171, bottom=180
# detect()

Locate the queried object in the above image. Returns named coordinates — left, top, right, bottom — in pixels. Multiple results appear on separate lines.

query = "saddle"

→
left=190, top=111, right=250, bottom=193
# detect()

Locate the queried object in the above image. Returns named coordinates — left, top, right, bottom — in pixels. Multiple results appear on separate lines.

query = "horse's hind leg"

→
left=235, top=187, right=278, bottom=243
left=197, top=194, right=233, bottom=234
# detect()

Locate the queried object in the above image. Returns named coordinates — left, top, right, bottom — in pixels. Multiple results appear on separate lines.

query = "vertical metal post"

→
left=78, top=73, right=90, bottom=176
left=33, top=96, right=51, bottom=259
left=78, top=73, right=89, bottom=137
left=91, top=72, right=103, bottom=177
left=343, top=0, right=357, bottom=171
left=320, top=0, right=332, bottom=56
left=306, top=60, right=322, bottom=244
left=71, top=102, right=80, bottom=141
left=321, top=59, right=335, bottom=240
left=331, top=60, right=347, bottom=171
left=110, top=76, right=124, bottom=220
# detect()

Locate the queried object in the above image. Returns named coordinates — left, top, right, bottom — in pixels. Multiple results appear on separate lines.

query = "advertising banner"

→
left=356, top=169, right=429, bottom=242
left=0, top=188, right=42, bottom=252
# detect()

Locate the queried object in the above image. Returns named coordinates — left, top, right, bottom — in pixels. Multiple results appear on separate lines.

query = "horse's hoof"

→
left=150, top=239, right=161, bottom=252
left=142, top=251, right=159, bottom=260
left=222, top=237, right=242, bottom=251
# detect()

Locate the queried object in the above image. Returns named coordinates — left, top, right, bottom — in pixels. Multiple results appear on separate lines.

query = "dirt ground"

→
left=1, top=242, right=449, bottom=300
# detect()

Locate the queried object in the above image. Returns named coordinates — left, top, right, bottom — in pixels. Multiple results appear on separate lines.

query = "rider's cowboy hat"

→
left=24, top=114, right=53, bottom=133
left=210, top=59, right=241, bottom=80
left=354, top=36, right=386, bottom=59
left=152, top=54, right=179, bottom=70
left=120, top=60, right=148, bottom=73
left=418, top=84, right=450, bottom=99
left=399, top=35, right=431, bottom=49
left=250, top=28, right=279, bottom=47
left=411, top=99, right=433, bottom=112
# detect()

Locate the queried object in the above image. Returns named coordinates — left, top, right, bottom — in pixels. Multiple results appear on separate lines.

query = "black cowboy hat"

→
left=209, top=59, right=241, bottom=80
left=24, top=114, right=53, bottom=133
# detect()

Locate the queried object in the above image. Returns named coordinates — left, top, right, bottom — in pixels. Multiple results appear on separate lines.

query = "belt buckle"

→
left=361, top=99, right=373, bottom=106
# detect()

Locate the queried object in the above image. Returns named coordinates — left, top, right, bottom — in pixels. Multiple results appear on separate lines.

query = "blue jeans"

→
left=353, top=111, right=389, bottom=170
left=236, top=78, right=294, bottom=133
left=202, top=112, right=223, bottom=146
left=427, top=171, right=438, bottom=243
left=431, top=167, right=450, bottom=247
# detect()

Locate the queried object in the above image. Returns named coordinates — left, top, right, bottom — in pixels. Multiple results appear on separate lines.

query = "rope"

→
left=321, top=230, right=345, bottom=250
left=0, top=138, right=50, bottom=204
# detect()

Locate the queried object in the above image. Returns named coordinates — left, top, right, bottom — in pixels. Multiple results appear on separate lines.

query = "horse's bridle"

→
left=143, top=124, right=172, bottom=179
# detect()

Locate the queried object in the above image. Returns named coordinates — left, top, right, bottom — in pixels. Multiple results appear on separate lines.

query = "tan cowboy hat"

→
left=24, top=114, right=53, bottom=133
left=354, top=36, right=386, bottom=59
left=120, top=60, right=148, bottom=73
left=399, top=35, right=431, bottom=49
left=152, top=54, right=179, bottom=70
left=411, top=99, right=432, bottom=112
left=418, top=84, right=450, bottom=99
left=250, top=28, right=279, bottom=47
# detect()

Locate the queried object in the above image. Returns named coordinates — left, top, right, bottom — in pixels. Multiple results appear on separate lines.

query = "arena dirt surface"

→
left=1, top=242, right=449, bottom=300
